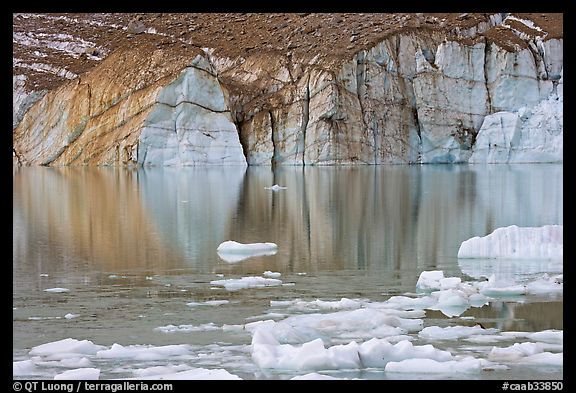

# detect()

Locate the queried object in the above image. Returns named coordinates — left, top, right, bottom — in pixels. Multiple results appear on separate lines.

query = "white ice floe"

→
left=210, top=276, right=283, bottom=291
left=416, top=271, right=462, bottom=292
left=217, top=241, right=278, bottom=263
left=13, top=360, right=41, bottom=377
left=519, top=352, right=563, bottom=366
left=488, top=342, right=562, bottom=365
left=122, top=364, right=242, bottom=379
left=30, top=339, right=105, bottom=359
left=54, top=367, right=100, bottom=380
left=291, top=373, right=346, bottom=380
left=96, top=343, right=193, bottom=361
left=457, top=225, right=563, bottom=260
left=458, top=258, right=563, bottom=282
left=418, top=325, right=499, bottom=340
left=479, top=275, right=527, bottom=297
left=154, top=323, right=221, bottom=333
left=263, top=271, right=281, bottom=279
left=251, top=328, right=453, bottom=371
left=384, top=357, right=489, bottom=373
left=131, top=368, right=242, bottom=380
left=270, top=298, right=364, bottom=312
left=186, top=300, right=229, bottom=307
left=264, top=184, right=287, bottom=191
left=525, top=274, right=563, bottom=295
left=44, top=288, right=70, bottom=293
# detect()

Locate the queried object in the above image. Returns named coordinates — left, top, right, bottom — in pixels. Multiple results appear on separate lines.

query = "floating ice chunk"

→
left=186, top=300, right=229, bottom=307
left=419, top=325, right=498, bottom=340
left=54, top=367, right=100, bottom=380
left=488, top=342, right=548, bottom=362
left=210, top=276, right=282, bottom=291
left=263, top=271, right=281, bottom=279
left=64, top=313, right=79, bottom=319
left=130, top=368, right=242, bottom=380
left=44, top=288, right=70, bottom=293
left=217, top=241, right=278, bottom=263
left=525, top=274, right=563, bottom=295
left=154, top=323, right=221, bottom=333
left=358, top=338, right=453, bottom=368
left=249, top=308, right=423, bottom=350
left=30, top=338, right=105, bottom=357
left=13, top=360, right=40, bottom=376
left=380, top=295, right=438, bottom=310
left=217, top=240, right=278, bottom=254
left=520, top=352, right=563, bottom=366
left=264, top=184, right=287, bottom=191
left=270, top=298, right=364, bottom=312
left=58, top=357, right=92, bottom=368
left=457, top=225, right=563, bottom=260
left=416, top=271, right=445, bottom=292
left=458, top=258, right=563, bottom=281
left=464, top=335, right=513, bottom=343
left=384, top=357, right=487, bottom=373
left=527, top=330, right=563, bottom=344
left=291, top=373, right=346, bottom=380
left=252, top=336, right=361, bottom=371
left=96, top=343, right=193, bottom=361
left=131, top=364, right=191, bottom=377
left=480, top=275, right=526, bottom=297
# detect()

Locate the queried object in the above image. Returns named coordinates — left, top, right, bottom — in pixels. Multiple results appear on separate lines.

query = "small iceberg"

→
left=217, top=240, right=278, bottom=263
left=458, top=225, right=562, bottom=260
left=264, top=184, right=287, bottom=191
left=44, top=288, right=70, bottom=293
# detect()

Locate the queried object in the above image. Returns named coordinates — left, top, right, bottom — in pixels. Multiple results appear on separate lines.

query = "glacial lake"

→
left=13, top=164, right=563, bottom=380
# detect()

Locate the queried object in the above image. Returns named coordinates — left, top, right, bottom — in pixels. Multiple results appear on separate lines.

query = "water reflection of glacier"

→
left=14, top=164, right=562, bottom=280
left=138, top=167, right=247, bottom=268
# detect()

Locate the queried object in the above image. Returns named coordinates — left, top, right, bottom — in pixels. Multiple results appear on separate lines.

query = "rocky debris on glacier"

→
left=457, top=225, right=563, bottom=260
left=13, top=13, right=563, bottom=166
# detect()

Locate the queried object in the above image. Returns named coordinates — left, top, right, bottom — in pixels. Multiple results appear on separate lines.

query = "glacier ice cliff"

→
left=13, top=13, right=563, bottom=166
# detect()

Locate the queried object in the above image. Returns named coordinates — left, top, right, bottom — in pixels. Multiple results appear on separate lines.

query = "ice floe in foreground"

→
left=488, top=342, right=563, bottom=365
left=384, top=357, right=490, bottom=374
left=54, top=367, right=100, bottom=380
left=290, top=372, right=346, bottom=380
left=186, top=300, right=229, bottom=307
left=217, top=240, right=278, bottom=263
left=210, top=276, right=283, bottom=291
left=458, top=225, right=562, bottom=260
left=154, top=323, right=221, bottom=333
left=126, top=367, right=242, bottom=380
left=418, top=326, right=499, bottom=340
